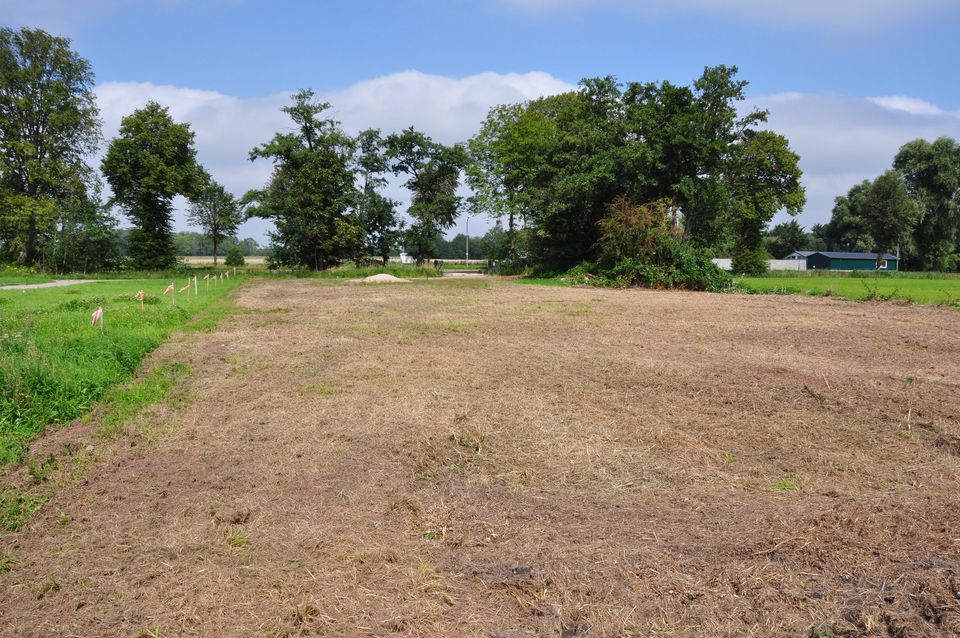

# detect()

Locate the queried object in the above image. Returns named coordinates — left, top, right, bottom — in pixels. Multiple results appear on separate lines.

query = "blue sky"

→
left=4, top=0, right=960, bottom=243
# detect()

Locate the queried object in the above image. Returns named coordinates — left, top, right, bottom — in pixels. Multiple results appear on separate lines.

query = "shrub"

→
left=224, top=246, right=245, bottom=267
left=584, top=196, right=732, bottom=291
left=607, top=235, right=732, bottom=291
left=597, top=197, right=679, bottom=267
left=565, top=236, right=731, bottom=292
left=731, top=247, right=769, bottom=275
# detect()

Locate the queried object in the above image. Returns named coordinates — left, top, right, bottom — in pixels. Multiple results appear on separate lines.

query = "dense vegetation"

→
left=466, top=67, right=804, bottom=280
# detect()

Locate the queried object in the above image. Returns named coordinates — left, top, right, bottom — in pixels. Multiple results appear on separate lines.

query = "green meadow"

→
left=735, top=271, right=960, bottom=305
left=0, top=276, right=241, bottom=465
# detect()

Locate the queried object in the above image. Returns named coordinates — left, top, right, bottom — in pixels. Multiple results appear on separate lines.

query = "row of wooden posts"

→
left=91, top=268, right=239, bottom=330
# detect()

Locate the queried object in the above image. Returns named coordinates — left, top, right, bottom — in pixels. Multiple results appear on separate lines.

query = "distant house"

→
left=784, top=251, right=899, bottom=271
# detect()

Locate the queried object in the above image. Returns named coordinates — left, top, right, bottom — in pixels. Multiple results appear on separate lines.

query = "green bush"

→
left=610, top=236, right=732, bottom=291
left=566, top=236, right=732, bottom=292
left=731, top=247, right=769, bottom=275
left=224, top=246, right=245, bottom=267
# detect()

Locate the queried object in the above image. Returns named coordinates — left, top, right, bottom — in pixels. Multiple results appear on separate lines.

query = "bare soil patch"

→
left=2, top=279, right=958, bottom=637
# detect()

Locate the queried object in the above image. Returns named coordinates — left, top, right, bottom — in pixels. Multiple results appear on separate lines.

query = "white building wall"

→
left=768, top=259, right=807, bottom=271
left=711, top=258, right=807, bottom=271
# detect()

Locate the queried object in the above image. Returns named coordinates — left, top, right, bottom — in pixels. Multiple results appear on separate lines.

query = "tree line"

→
left=3, top=26, right=953, bottom=279
left=822, top=138, right=960, bottom=270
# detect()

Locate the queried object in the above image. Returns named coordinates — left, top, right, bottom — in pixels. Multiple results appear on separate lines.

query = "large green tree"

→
left=354, top=128, right=402, bottom=265
left=188, top=171, right=242, bottom=264
left=860, top=170, right=919, bottom=263
left=466, top=66, right=802, bottom=273
left=826, top=181, right=875, bottom=252
left=893, top=137, right=960, bottom=271
left=244, top=90, right=361, bottom=269
left=101, top=102, right=199, bottom=270
left=386, top=128, right=468, bottom=265
left=728, top=130, right=805, bottom=273
left=467, top=103, right=550, bottom=262
left=764, top=220, right=808, bottom=258
left=0, top=27, right=101, bottom=265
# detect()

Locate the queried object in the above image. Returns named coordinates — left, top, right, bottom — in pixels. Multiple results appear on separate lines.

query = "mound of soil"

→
left=362, top=273, right=411, bottom=283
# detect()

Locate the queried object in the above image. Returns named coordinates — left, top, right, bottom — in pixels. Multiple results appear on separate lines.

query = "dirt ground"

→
left=2, top=278, right=959, bottom=637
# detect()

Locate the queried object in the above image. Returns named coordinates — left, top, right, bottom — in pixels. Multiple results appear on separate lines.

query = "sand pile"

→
left=362, top=273, right=411, bottom=283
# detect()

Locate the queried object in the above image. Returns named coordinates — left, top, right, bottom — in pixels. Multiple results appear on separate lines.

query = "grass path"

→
left=1, top=279, right=958, bottom=636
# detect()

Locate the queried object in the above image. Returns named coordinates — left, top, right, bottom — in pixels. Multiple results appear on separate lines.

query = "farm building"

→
left=784, top=251, right=900, bottom=271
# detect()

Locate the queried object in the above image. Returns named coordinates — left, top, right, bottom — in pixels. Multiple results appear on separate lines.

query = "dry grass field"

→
left=1, top=278, right=958, bottom=637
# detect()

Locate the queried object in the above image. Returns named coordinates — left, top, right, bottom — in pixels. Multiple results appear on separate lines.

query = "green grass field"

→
left=736, top=271, right=960, bottom=305
left=518, top=269, right=960, bottom=306
left=0, top=270, right=56, bottom=286
left=0, top=276, right=241, bottom=466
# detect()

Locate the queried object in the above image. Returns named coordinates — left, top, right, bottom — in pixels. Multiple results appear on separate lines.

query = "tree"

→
left=623, top=65, right=769, bottom=247
left=893, top=137, right=960, bottom=271
left=764, top=220, right=808, bottom=258
left=244, top=90, right=361, bottom=269
left=188, top=172, right=241, bottom=264
left=386, top=128, right=468, bottom=265
left=467, top=103, right=547, bottom=262
left=727, top=130, right=805, bottom=274
left=465, top=67, right=801, bottom=274
left=861, top=170, right=919, bottom=264
left=43, top=180, right=119, bottom=273
left=224, top=245, right=245, bottom=266
left=808, top=224, right=829, bottom=251
left=826, top=181, right=875, bottom=252
left=0, top=27, right=101, bottom=265
left=354, top=129, right=402, bottom=265
left=101, top=102, right=199, bottom=270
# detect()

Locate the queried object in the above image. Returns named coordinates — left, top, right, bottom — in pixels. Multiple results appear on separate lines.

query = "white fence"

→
left=711, top=258, right=806, bottom=272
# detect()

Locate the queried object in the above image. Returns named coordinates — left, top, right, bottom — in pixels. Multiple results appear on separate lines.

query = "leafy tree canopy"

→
left=0, top=27, right=101, bottom=265
left=386, top=128, right=468, bottom=265
left=244, top=90, right=362, bottom=270
left=188, top=170, right=242, bottom=264
left=101, top=101, right=199, bottom=270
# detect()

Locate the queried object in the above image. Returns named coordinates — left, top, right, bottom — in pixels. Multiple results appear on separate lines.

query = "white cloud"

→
left=753, top=93, right=960, bottom=228
left=867, top=95, right=945, bottom=116
left=500, top=0, right=959, bottom=30
left=94, top=70, right=575, bottom=241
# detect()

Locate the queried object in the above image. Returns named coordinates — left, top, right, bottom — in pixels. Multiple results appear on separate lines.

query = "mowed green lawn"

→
left=736, top=271, right=960, bottom=305
left=0, top=271, right=56, bottom=286
left=0, top=276, right=241, bottom=465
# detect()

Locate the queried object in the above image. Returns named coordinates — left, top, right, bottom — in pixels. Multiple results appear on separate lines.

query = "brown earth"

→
left=1, top=278, right=959, bottom=637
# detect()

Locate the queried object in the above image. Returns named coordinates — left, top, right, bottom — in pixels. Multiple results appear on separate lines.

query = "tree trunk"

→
left=23, top=214, right=38, bottom=265
left=213, top=239, right=219, bottom=265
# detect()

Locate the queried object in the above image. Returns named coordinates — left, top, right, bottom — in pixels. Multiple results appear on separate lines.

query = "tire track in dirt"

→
left=1, top=279, right=959, bottom=637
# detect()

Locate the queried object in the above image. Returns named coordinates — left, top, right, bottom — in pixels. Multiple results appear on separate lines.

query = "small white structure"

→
left=399, top=252, right=414, bottom=265
left=769, top=259, right=806, bottom=271
left=712, top=258, right=733, bottom=271
left=711, top=258, right=806, bottom=271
